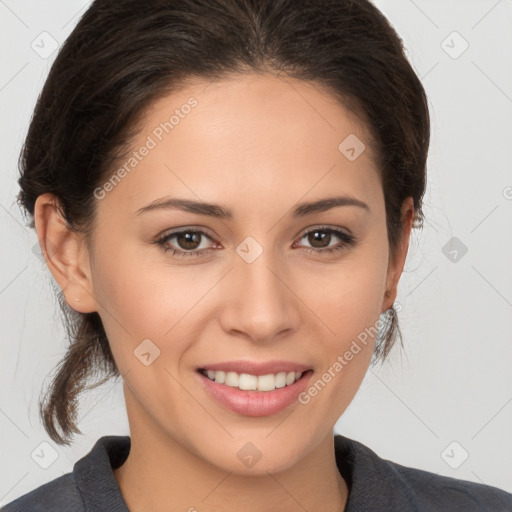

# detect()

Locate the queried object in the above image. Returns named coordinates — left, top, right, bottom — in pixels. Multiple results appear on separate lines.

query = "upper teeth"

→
left=204, top=370, right=302, bottom=391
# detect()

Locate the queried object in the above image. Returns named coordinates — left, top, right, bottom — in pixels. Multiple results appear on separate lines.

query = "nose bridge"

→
left=220, top=237, right=298, bottom=341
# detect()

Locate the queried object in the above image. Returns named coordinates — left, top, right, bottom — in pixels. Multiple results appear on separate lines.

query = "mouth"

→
left=195, top=365, right=314, bottom=417
left=197, top=368, right=308, bottom=392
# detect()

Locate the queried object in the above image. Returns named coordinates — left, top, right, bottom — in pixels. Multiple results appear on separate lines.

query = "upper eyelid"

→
left=158, top=226, right=215, bottom=239
left=297, top=225, right=353, bottom=240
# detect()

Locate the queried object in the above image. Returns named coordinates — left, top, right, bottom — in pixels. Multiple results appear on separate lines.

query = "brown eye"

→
left=306, top=230, right=332, bottom=249
left=296, top=227, right=356, bottom=255
left=175, top=231, right=203, bottom=250
left=156, top=229, right=218, bottom=258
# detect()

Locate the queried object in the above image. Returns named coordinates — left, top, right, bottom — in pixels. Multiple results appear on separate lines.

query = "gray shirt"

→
left=2, top=435, right=511, bottom=511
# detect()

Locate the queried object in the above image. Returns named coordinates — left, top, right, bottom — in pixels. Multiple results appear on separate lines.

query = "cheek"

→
left=298, top=238, right=389, bottom=344
left=89, top=239, right=169, bottom=357
left=89, top=239, right=217, bottom=368
left=294, top=233, right=389, bottom=417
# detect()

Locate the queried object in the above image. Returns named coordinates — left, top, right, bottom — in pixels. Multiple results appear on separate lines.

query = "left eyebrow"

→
left=292, top=195, right=370, bottom=216
left=135, top=195, right=369, bottom=218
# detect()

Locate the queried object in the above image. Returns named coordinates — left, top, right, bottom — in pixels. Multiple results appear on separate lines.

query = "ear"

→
left=33, top=193, right=97, bottom=313
left=381, top=197, right=414, bottom=313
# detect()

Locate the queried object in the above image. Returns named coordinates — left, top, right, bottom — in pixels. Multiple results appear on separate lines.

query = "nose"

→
left=218, top=244, right=300, bottom=344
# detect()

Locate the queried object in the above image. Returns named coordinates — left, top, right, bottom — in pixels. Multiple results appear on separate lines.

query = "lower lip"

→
left=196, top=370, right=313, bottom=417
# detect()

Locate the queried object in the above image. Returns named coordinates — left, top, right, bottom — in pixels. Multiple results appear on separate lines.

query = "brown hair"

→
left=17, top=0, right=429, bottom=444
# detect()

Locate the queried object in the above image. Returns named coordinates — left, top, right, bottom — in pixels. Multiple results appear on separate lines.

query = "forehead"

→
left=99, top=72, right=382, bottom=218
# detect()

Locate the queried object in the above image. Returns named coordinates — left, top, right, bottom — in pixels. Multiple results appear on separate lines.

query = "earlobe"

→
left=382, top=197, right=414, bottom=313
left=33, top=193, right=97, bottom=313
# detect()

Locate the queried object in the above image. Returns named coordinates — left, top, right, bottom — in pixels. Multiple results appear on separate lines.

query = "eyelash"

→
left=155, top=226, right=356, bottom=259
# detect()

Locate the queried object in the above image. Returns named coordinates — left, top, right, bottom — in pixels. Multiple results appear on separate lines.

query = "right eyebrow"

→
left=136, top=197, right=233, bottom=218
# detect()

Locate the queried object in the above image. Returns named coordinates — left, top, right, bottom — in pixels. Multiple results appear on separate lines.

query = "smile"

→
left=199, top=369, right=303, bottom=392
left=196, top=367, right=314, bottom=416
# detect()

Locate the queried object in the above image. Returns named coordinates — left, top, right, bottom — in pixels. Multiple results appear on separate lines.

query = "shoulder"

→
left=387, top=457, right=512, bottom=510
left=1, top=473, right=84, bottom=512
left=1, top=435, right=130, bottom=512
left=334, top=434, right=512, bottom=511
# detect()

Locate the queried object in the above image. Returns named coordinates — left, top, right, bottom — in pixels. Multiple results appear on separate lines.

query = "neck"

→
left=114, top=394, right=348, bottom=512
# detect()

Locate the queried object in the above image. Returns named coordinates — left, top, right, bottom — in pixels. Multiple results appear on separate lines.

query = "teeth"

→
left=258, top=373, right=277, bottom=392
left=225, top=371, right=239, bottom=387
left=275, top=372, right=287, bottom=388
left=202, top=370, right=303, bottom=392
left=239, top=373, right=257, bottom=390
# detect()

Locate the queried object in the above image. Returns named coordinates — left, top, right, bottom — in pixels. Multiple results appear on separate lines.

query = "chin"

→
left=196, top=434, right=310, bottom=476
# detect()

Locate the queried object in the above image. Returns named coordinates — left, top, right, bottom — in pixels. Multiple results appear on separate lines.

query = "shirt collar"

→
left=334, top=434, right=418, bottom=510
left=73, top=435, right=131, bottom=512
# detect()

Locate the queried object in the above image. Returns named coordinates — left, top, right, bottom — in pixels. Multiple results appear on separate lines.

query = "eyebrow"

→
left=136, top=195, right=369, bottom=218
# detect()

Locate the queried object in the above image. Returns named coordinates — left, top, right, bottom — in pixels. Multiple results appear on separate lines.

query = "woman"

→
left=3, top=0, right=511, bottom=510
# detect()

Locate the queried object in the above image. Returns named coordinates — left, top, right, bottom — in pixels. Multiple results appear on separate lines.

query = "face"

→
left=40, top=72, right=412, bottom=475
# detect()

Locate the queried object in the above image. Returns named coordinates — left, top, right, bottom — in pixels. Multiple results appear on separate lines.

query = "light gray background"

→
left=1, top=0, right=511, bottom=505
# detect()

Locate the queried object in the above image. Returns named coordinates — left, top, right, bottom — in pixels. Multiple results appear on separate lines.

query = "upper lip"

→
left=197, top=360, right=312, bottom=376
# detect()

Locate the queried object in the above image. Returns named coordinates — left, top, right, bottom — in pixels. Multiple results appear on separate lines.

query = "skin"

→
left=35, top=72, right=413, bottom=512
